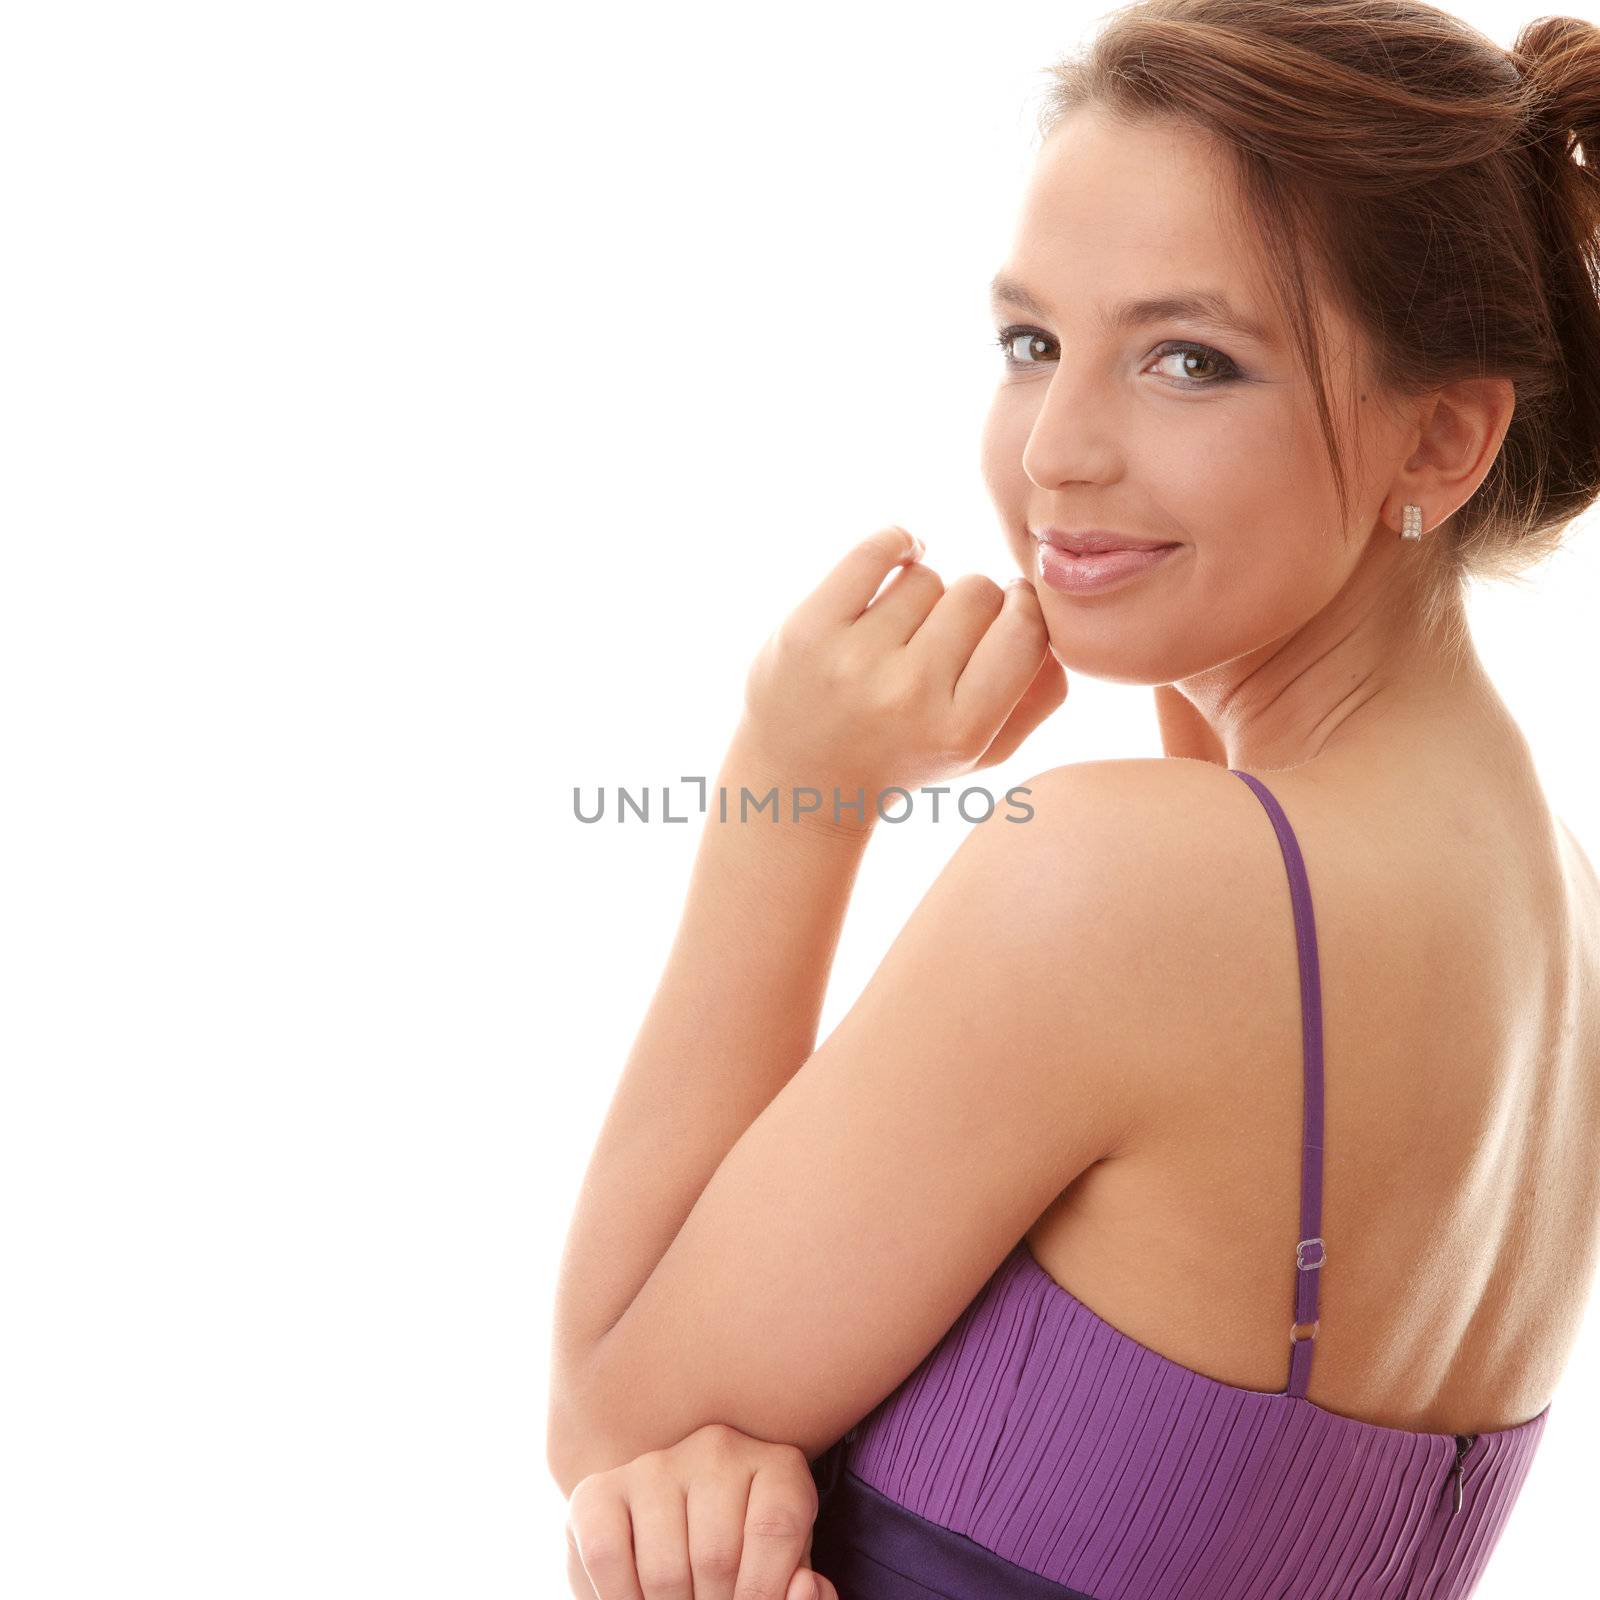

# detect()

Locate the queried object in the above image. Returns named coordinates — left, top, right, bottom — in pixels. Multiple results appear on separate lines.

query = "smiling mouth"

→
left=1033, top=539, right=1181, bottom=595
left=1033, top=530, right=1180, bottom=556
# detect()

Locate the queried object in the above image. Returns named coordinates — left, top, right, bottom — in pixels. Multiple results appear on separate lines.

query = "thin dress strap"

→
left=1228, top=769, right=1327, bottom=1399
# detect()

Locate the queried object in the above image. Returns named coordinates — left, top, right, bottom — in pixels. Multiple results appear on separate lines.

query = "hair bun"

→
left=1510, top=15, right=1600, bottom=163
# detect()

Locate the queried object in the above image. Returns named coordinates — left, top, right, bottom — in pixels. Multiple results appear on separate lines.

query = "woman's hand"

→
left=563, top=1423, right=842, bottom=1600
left=738, top=526, right=1066, bottom=805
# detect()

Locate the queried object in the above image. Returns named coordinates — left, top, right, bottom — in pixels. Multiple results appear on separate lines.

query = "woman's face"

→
left=980, top=107, right=1411, bottom=686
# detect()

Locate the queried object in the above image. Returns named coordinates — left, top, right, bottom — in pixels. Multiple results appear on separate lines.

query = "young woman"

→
left=549, top=2, right=1600, bottom=1596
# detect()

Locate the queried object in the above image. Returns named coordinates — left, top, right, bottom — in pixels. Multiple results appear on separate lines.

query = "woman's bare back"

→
left=1025, top=740, right=1600, bottom=1437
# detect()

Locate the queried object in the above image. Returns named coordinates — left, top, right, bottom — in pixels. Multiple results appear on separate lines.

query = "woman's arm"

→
left=544, top=757, right=1210, bottom=1494
left=547, top=527, right=1067, bottom=1491
left=547, top=725, right=876, bottom=1479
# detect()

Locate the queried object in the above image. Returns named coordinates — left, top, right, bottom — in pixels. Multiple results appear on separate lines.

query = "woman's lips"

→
left=1035, top=540, right=1180, bottom=595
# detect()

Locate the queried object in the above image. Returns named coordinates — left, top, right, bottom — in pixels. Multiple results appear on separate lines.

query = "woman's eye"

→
left=1148, top=342, right=1240, bottom=385
left=991, top=325, right=1241, bottom=387
left=992, top=326, right=1056, bottom=367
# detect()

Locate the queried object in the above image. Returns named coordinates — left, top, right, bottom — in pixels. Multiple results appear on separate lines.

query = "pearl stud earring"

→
left=1400, top=503, right=1423, bottom=540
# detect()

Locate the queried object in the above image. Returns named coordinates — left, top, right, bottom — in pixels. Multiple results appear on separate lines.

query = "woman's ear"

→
left=1152, top=683, right=1228, bottom=765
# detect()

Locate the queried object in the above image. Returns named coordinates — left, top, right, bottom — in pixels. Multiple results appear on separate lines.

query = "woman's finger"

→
left=901, top=572, right=1008, bottom=689
left=566, top=1535, right=601, bottom=1600
left=850, top=557, right=945, bottom=647
left=565, top=1477, right=644, bottom=1600
left=682, top=1473, right=755, bottom=1600
left=622, top=1468, right=692, bottom=1600
left=975, top=648, right=1069, bottom=770
left=732, top=1460, right=818, bottom=1600
left=948, top=580, right=1052, bottom=742
left=791, top=1571, right=841, bottom=1600
left=791, top=526, right=924, bottom=632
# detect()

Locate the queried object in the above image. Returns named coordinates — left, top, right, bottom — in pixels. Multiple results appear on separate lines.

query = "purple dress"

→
left=808, top=769, right=1550, bottom=1599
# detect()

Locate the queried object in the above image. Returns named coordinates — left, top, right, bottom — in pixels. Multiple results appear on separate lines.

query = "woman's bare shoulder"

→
left=975, top=756, right=1280, bottom=963
left=999, top=755, right=1257, bottom=850
left=970, top=756, right=1291, bottom=1113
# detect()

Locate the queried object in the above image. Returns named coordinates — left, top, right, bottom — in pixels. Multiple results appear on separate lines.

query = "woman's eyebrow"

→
left=988, top=271, right=1271, bottom=345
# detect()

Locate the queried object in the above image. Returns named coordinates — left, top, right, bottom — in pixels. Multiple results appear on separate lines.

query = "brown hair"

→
left=1034, top=0, right=1600, bottom=643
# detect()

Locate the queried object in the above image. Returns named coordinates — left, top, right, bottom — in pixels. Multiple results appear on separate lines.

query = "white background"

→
left=3, top=2, right=1596, bottom=1595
